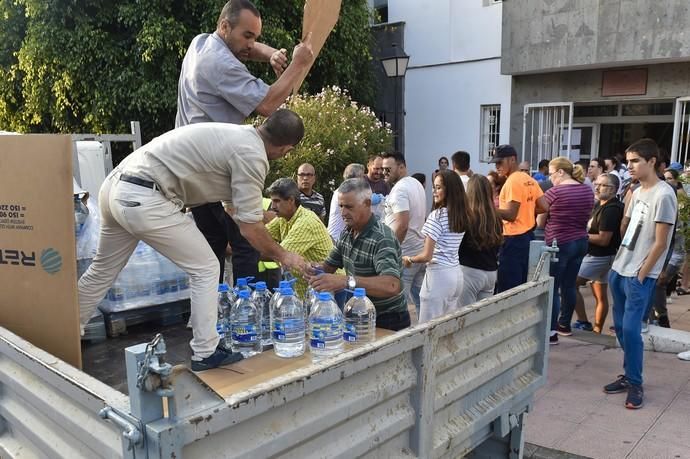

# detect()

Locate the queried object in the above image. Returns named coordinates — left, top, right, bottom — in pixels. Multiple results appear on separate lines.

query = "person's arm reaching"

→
left=403, top=237, right=435, bottom=266
left=238, top=221, right=306, bottom=272
left=389, top=210, right=410, bottom=243
left=248, top=42, right=288, bottom=76
left=254, top=33, right=314, bottom=116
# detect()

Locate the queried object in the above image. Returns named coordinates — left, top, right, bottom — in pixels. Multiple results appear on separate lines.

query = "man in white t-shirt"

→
left=605, top=139, right=677, bottom=410
left=78, top=110, right=307, bottom=372
left=451, top=150, right=471, bottom=189
left=381, top=152, right=427, bottom=315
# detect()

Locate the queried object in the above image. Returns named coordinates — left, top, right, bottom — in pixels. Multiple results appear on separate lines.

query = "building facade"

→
left=374, top=0, right=512, bottom=179
left=502, top=0, right=690, bottom=167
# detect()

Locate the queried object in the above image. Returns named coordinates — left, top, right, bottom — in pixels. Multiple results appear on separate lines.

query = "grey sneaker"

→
left=678, top=350, right=690, bottom=361
left=604, top=375, right=630, bottom=394
left=625, top=384, right=644, bottom=409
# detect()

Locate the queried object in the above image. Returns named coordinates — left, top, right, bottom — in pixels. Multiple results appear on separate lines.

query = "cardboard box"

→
left=0, top=135, right=82, bottom=368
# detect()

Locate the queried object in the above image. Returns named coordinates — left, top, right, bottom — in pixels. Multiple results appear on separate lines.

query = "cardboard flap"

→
left=0, top=135, right=82, bottom=368
left=291, top=0, right=342, bottom=94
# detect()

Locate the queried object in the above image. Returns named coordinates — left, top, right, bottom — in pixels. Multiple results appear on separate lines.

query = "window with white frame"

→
left=480, top=104, right=501, bottom=162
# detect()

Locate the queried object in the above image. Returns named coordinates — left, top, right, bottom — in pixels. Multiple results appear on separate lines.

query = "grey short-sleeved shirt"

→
left=612, top=180, right=677, bottom=279
left=175, top=33, right=269, bottom=127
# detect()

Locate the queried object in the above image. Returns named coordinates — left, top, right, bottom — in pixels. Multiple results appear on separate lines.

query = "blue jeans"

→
left=609, top=270, right=656, bottom=386
left=496, top=231, right=534, bottom=293
left=553, top=238, right=588, bottom=330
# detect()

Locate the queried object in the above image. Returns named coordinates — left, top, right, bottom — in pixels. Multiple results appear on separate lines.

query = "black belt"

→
left=120, top=174, right=157, bottom=190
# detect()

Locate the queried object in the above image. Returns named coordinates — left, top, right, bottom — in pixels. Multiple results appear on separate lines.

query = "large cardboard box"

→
left=0, top=135, right=82, bottom=368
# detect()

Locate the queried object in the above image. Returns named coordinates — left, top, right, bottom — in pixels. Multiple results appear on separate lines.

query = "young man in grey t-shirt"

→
left=604, top=139, right=677, bottom=410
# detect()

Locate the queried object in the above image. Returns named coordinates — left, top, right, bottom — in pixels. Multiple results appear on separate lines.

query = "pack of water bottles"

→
left=99, top=241, right=191, bottom=313
left=216, top=277, right=377, bottom=361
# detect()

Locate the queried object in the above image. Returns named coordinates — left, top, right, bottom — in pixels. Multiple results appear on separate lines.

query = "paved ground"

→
left=523, top=288, right=690, bottom=459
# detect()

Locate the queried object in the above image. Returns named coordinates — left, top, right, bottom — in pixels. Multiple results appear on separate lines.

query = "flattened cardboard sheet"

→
left=197, top=328, right=394, bottom=397
left=292, top=0, right=342, bottom=93
left=0, top=135, right=82, bottom=368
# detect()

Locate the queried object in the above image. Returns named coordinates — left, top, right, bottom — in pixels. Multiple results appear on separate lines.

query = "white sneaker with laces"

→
left=641, top=321, right=649, bottom=334
left=678, top=350, right=690, bottom=361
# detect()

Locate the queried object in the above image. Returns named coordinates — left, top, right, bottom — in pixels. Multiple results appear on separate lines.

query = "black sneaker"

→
left=658, top=315, right=671, bottom=328
left=572, top=320, right=594, bottom=332
left=625, top=384, right=644, bottom=409
left=191, top=347, right=243, bottom=372
left=549, top=334, right=559, bottom=345
left=556, top=324, right=572, bottom=336
left=603, top=375, right=630, bottom=394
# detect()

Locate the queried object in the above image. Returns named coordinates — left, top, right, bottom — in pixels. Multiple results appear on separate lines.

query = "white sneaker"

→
left=678, top=350, right=690, bottom=361
left=641, top=321, right=649, bottom=334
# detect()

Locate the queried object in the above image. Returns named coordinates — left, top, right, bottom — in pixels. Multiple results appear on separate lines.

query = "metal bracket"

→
left=98, top=406, right=143, bottom=449
left=136, top=333, right=174, bottom=396
left=531, top=240, right=559, bottom=282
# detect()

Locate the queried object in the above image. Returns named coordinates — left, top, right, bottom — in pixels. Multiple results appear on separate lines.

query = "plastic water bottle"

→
left=236, top=277, right=253, bottom=295
left=217, top=283, right=232, bottom=347
left=303, top=287, right=317, bottom=331
left=344, top=288, right=377, bottom=346
left=251, top=281, right=273, bottom=348
left=309, top=292, right=344, bottom=360
left=268, top=280, right=291, bottom=325
left=272, top=287, right=305, bottom=358
left=74, top=196, right=89, bottom=236
left=229, top=290, right=261, bottom=358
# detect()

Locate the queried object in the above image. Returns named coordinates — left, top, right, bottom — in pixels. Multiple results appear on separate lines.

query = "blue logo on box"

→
left=40, top=248, right=62, bottom=274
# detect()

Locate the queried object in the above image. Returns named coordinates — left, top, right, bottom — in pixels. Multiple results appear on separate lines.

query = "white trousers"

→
left=418, top=264, right=464, bottom=323
left=459, top=266, right=497, bottom=307
left=78, top=172, right=219, bottom=358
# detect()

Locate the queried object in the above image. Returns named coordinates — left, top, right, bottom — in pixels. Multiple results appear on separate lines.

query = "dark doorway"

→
left=599, top=123, right=673, bottom=158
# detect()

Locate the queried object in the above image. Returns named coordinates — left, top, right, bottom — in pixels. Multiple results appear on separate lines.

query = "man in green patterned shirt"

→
left=266, top=178, right=333, bottom=296
left=308, top=178, right=410, bottom=331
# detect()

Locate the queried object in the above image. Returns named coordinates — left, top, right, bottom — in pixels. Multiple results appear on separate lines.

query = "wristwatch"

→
left=347, top=274, right=356, bottom=290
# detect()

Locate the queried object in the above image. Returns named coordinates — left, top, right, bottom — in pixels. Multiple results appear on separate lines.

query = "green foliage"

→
left=0, top=0, right=376, bottom=146
left=258, top=86, right=392, bottom=206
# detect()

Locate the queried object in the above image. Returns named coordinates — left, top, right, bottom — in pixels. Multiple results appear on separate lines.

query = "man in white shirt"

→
left=78, top=110, right=307, bottom=371
left=451, top=150, right=471, bottom=189
left=381, top=152, right=427, bottom=315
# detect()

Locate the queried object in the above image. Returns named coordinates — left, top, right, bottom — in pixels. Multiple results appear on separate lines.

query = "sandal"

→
left=676, top=287, right=690, bottom=296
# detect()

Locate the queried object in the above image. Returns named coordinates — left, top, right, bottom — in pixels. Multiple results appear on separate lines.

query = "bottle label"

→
left=232, top=325, right=258, bottom=343
left=309, top=318, right=342, bottom=349
left=272, top=319, right=304, bottom=342
left=344, top=322, right=358, bottom=342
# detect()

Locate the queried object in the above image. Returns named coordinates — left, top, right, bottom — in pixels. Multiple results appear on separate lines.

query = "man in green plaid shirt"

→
left=308, top=178, right=411, bottom=331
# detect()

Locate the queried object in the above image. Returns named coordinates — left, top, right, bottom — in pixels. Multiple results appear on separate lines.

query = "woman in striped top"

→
left=542, top=157, right=594, bottom=344
left=403, top=170, right=468, bottom=322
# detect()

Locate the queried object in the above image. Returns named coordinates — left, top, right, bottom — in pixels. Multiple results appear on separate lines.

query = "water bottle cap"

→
left=236, top=277, right=248, bottom=287
left=354, top=287, right=366, bottom=297
left=238, top=289, right=250, bottom=299
left=218, top=283, right=229, bottom=292
left=279, top=287, right=294, bottom=296
left=255, top=281, right=267, bottom=291
left=278, top=280, right=290, bottom=288
left=318, top=292, right=331, bottom=301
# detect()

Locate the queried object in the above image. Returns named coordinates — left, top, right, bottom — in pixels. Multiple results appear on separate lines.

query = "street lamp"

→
left=380, top=43, right=409, bottom=153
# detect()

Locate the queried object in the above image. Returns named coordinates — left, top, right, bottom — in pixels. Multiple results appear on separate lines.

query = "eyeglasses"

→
left=297, top=173, right=314, bottom=177
left=382, top=167, right=391, bottom=173
left=595, top=184, right=614, bottom=188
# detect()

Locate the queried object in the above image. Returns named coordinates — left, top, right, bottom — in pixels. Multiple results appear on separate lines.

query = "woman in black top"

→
left=459, top=174, right=504, bottom=306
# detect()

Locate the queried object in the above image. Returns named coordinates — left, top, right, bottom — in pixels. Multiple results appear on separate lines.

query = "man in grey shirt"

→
left=175, top=0, right=313, bottom=284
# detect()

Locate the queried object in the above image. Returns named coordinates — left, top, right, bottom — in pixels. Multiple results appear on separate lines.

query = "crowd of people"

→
left=74, top=0, right=690, bottom=412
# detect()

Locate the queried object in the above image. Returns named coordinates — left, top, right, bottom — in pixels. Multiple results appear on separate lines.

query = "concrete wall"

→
left=502, top=0, right=690, bottom=75
left=387, top=0, right=510, bottom=181
left=508, top=61, right=690, bottom=147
